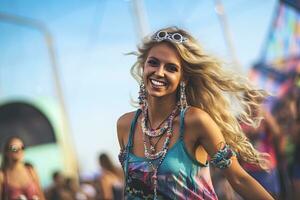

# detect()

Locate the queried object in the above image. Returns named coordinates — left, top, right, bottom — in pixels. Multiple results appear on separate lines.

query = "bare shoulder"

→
left=25, top=164, right=37, bottom=176
left=184, top=106, right=222, bottom=140
left=185, top=106, right=214, bottom=127
left=117, top=111, right=138, bottom=149
left=117, top=111, right=136, bottom=130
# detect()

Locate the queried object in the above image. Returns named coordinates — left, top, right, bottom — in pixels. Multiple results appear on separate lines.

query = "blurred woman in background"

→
left=96, top=153, right=123, bottom=200
left=0, top=136, right=46, bottom=200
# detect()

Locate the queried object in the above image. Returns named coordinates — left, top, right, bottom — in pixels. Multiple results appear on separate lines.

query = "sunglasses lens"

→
left=11, top=147, right=18, bottom=152
left=172, top=33, right=182, bottom=42
left=8, top=145, right=25, bottom=152
left=157, top=31, right=167, bottom=38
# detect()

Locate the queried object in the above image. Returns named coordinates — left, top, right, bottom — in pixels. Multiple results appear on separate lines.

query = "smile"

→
left=150, top=78, right=167, bottom=87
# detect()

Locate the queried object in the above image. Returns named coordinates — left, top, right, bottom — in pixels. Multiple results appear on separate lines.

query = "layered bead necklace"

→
left=141, top=103, right=179, bottom=199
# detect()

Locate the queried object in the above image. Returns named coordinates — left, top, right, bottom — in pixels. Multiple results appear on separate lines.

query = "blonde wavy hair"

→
left=130, top=26, right=268, bottom=168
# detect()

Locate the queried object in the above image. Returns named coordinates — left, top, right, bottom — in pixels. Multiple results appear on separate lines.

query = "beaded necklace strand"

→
left=141, top=104, right=179, bottom=200
left=146, top=110, right=173, bottom=153
left=141, top=104, right=178, bottom=137
left=142, top=105, right=178, bottom=159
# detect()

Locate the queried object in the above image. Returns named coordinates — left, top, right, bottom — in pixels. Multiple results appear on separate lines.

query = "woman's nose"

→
left=154, top=65, right=165, bottom=77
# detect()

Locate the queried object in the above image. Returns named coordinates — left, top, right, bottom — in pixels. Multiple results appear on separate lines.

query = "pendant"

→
left=150, top=145, right=155, bottom=153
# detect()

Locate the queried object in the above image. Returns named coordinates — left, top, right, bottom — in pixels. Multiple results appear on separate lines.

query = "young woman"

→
left=117, top=26, right=275, bottom=200
left=0, top=136, right=46, bottom=200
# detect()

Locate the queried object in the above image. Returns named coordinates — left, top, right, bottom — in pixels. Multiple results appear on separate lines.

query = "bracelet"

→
left=210, top=144, right=236, bottom=169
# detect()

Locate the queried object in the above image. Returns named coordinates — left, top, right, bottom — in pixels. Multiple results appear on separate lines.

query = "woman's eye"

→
left=147, top=59, right=159, bottom=66
left=167, top=65, right=178, bottom=72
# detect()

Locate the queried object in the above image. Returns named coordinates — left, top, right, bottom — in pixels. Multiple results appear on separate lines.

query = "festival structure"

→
left=250, top=0, right=300, bottom=102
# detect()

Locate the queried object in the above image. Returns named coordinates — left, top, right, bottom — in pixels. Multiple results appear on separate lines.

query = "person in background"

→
left=80, top=175, right=97, bottom=200
left=241, top=104, right=282, bottom=199
left=96, top=153, right=123, bottom=200
left=45, top=170, right=72, bottom=200
left=0, top=136, right=46, bottom=200
left=285, top=87, right=300, bottom=199
left=65, top=177, right=89, bottom=200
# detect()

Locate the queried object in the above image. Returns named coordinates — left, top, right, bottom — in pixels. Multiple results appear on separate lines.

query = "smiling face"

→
left=143, top=42, right=183, bottom=100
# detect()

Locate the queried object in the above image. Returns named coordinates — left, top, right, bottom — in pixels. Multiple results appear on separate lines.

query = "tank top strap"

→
left=124, top=109, right=141, bottom=192
left=127, top=109, right=142, bottom=152
left=179, top=107, right=189, bottom=139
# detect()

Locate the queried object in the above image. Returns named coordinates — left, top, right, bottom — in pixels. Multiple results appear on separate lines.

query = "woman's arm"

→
left=187, top=107, right=274, bottom=200
left=222, top=158, right=273, bottom=200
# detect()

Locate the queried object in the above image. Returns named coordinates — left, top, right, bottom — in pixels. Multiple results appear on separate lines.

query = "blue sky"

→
left=0, top=0, right=278, bottom=175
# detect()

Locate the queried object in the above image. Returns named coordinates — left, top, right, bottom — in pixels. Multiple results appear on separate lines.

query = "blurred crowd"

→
left=212, top=84, right=300, bottom=200
left=43, top=153, right=124, bottom=200
left=0, top=139, right=124, bottom=200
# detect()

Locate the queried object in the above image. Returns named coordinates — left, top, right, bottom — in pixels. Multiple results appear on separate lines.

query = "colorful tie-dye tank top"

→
left=119, top=109, right=218, bottom=200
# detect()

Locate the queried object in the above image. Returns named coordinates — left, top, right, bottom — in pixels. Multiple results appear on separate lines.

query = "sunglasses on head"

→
left=153, top=31, right=188, bottom=44
left=8, top=145, right=25, bottom=153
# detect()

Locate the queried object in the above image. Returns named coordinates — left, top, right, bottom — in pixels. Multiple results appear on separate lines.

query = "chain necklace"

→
left=148, top=133, right=164, bottom=153
left=148, top=111, right=172, bottom=130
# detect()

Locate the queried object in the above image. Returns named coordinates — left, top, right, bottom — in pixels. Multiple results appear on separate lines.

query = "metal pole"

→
left=131, top=0, right=150, bottom=39
left=0, top=12, right=78, bottom=178
left=214, top=0, right=242, bottom=73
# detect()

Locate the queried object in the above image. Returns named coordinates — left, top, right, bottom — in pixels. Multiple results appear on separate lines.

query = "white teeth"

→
left=151, top=79, right=165, bottom=86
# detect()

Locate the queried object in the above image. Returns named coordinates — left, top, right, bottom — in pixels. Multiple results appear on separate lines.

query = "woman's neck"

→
left=147, top=95, right=177, bottom=127
left=7, top=160, right=23, bottom=170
